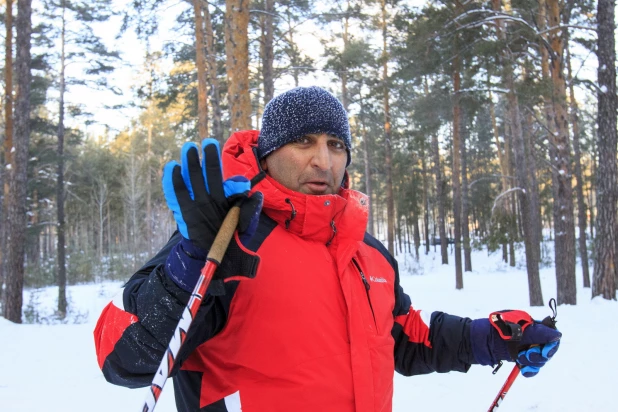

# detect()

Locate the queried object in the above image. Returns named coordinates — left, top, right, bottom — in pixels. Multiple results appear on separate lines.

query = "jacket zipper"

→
left=352, top=258, right=378, bottom=332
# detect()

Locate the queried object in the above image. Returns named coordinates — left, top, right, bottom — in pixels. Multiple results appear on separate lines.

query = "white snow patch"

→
left=600, top=85, right=608, bottom=93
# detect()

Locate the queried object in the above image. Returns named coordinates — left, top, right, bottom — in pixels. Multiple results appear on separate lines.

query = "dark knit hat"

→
left=258, top=86, right=352, bottom=166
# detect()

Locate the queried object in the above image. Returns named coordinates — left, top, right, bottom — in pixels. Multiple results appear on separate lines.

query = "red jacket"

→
left=94, top=130, right=475, bottom=412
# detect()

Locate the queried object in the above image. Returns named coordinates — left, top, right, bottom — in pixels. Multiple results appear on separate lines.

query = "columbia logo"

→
left=370, top=276, right=387, bottom=283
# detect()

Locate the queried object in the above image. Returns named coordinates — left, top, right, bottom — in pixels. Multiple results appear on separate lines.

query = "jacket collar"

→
left=221, top=130, right=368, bottom=246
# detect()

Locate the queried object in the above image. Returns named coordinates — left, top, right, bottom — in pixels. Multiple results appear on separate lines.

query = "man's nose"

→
left=310, top=142, right=332, bottom=170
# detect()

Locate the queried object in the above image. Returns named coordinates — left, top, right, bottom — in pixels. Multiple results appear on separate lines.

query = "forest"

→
left=0, top=0, right=616, bottom=324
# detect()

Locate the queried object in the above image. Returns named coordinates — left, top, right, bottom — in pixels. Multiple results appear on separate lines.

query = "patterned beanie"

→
left=257, top=86, right=352, bottom=166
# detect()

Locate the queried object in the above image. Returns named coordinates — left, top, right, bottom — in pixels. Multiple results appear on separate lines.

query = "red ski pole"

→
left=487, top=364, right=520, bottom=411
left=142, top=206, right=241, bottom=412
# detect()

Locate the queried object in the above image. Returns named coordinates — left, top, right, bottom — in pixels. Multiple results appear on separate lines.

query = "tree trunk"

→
left=461, top=109, right=472, bottom=272
left=494, top=0, right=543, bottom=306
left=224, top=0, right=251, bottom=131
left=452, top=2, right=464, bottom=288
left=57, top=3, right=67, bottom=317
left=488, top=78, right=509, bottom=197
left=413, top=216, right=420, bottom=261
left=590, top=142, right=597, bottom=240
left=1, top=0, right=14, bottom=313
left=566, top=38, right=591, bottom=288
left=421, top=139, right=430, bottom=254
left=202, top=1, right=223, bottom=142
left=3, top=0, right=31, bottom=323
left=505, top=116, right=516, bottom=267
left=193, top=0, right=209, bottom=139
left=427, top=78, right=448, bottom=264
left=381, top=0, right=395, bottom=255
left=260, top=0, right=275, bottom=104
left=341, top=6, right=350, bottom=112
left=360, top=91, right=373, bottom=235
left=523, top=111, right=542, bottom=258
left=452, top=64, right=463, bottom=288
left=547, top=0, right=577, bottom=305
left=592, top=0, right=617, bottom=300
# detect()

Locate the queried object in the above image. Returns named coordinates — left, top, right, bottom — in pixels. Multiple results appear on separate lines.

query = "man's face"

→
left=260, top=133, right=348, bottom=195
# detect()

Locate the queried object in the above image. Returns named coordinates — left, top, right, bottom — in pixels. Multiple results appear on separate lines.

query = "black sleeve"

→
left=98, top=231, right=238, bottom=388
left=392, top=311, right=476, bottom=376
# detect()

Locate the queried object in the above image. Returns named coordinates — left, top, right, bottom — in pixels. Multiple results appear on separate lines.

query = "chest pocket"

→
left=351, top=256, right=395, bottom=336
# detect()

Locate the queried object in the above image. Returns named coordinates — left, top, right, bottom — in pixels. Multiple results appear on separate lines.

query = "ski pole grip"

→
left=207, top=206, right=240, bottom=264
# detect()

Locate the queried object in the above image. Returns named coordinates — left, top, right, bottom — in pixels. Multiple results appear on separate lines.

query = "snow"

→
left=600, top=85, right=608, bottom=93
left=0, top=245, right=615, bottom=411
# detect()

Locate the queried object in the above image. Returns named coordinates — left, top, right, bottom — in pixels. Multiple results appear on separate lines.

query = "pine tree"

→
left=4, top=0, right=32, bottom=323
left=43, top=0, right=119, bottom=316
left=592, top=0, right=617, bottom=300
left=0, top=0, right=14, bottom=314
left=193, top=0, right=209, bottom=139
left=225, top=0, right=251, bottom=131
left=547, top=0, right=576, bottom=305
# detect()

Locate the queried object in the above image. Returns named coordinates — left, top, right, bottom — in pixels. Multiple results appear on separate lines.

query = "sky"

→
left=53, top=0, right=598, bottom=141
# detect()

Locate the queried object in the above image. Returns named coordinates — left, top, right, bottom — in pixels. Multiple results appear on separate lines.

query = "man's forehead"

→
left=300, top=132, right=341, bottom=139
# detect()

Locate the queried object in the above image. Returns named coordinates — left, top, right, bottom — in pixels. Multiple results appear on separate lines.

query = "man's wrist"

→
left=180, top=237, right=208, bottom=260
left=470, top=318, right=510, bottom=366
left=165, top=238, right=208, bottom=292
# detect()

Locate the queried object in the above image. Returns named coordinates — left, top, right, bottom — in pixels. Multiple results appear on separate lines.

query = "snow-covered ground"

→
left=0, top=244, right=614, bottom=411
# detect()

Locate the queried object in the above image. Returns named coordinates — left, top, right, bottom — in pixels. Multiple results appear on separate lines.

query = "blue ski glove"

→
left=162, top=138, right=262, bottom=294
left=470, top=310, right=561, bottom=378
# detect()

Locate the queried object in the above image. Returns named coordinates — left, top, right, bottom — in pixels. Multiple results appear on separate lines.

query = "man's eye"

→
left=330, top=141, right=345, bottom=150
left=296, top=136, right=311, bottom=144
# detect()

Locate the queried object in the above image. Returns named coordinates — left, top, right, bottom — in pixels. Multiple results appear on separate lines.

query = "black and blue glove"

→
left=162, top=138, right=262, bottom=293
left=470, top=309, right=561, bottom=377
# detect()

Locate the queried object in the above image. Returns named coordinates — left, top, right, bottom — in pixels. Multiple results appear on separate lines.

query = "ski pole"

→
left=487, top=364, right=520, bottom=411
left=142, top=206, right=241, bottom=412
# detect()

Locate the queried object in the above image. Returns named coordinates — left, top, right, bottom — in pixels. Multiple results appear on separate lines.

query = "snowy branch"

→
left=468, top=174, right=516, bottom=189
left=491, top=187, right=525, bottom=216
left=537, top=25, right=597, bottom=36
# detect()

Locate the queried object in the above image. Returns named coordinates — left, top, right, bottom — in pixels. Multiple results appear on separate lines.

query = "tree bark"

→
left=57, top=2, right=68, bottom=317
left=1, top=0, right=14, bottom=313
left=360, top=90, right=373, bottom=235
left=341, top=3, right=350, bottom=112
left=592, top=0, right=617, bottom=300
left=427, top=77, right=448, bottom=264
left=193, top=0, right=209, bottom=139
left=452, top=0, right=463, bottom=288
left=260, top=0, right=275, bottom=104
left=461, top=109, right=472, bottom=272
left=566, top=36, right=591, bottom=288
left=494, top=0, right=543, bottom=306
left=547, top=0, right=577, bottom=305
left=224, top=0, right=251, bottom=131
left=3, top=0, right=31, bottom=323
left=421, top=138, right=430, bottom=254
left=202, top=1, right=223, bottom=142
left=381, top=0, right=395, bottom=255
left=413, top=215, right=420, bottom=261
left=452, top=63, right=463, bottom=287
left=522, top=111, right=542, bottom=257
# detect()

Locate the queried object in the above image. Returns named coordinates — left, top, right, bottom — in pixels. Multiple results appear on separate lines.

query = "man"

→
left=94, top=86, right=561, bottom=412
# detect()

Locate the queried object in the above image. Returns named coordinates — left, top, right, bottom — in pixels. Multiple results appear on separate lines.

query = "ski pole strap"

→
left=489, top=309, right=534, bottom=360
left=489, top=310, right=534, bottom=341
